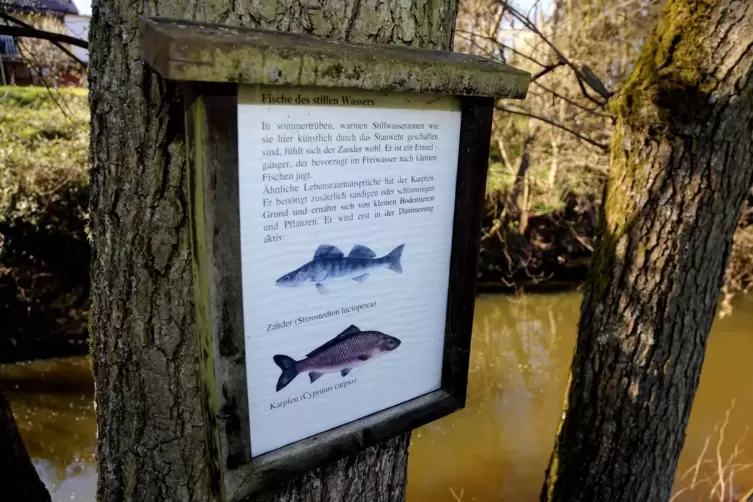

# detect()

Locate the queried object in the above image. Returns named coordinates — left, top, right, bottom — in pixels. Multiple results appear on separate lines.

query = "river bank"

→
left=2, top=86, right=751, bottom=363
left=0, top=87, right=90, bottom=364
left=2, top=292, right=751, bottom=502
left=477, top=193, right=597, bottom=292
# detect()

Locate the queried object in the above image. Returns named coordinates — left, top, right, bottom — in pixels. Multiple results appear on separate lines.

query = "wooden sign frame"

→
left=141, top=17, right=529, bottom=501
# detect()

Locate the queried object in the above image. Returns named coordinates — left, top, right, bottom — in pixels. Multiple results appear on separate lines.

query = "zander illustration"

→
left=273, top=325, right=401, bottom=391
left=275, top=244, right=404, bottom=294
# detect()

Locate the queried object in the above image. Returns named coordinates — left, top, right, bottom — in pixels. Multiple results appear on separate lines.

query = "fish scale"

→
left=302, top=333, right=380, bottom=370
left=273, top=326, right=401, bottom=391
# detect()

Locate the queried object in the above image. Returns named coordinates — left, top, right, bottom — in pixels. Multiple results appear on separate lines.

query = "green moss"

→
left=142, top=18, right=530, bottom=98
left=185, top=96, right=227, bottom=498
left=595, top=1, right=720, bottom=294
left=610, top=0, right=716, bottom=129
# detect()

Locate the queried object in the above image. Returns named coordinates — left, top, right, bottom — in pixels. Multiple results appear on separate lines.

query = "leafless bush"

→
left=458, top=0, right=752, bottom=308
left=15, top=14, right=82, bottom=85
left=671, top=400, right=752, bottom=502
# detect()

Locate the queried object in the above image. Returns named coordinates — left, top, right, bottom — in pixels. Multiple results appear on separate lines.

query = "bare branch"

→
left=575, top=75, right=608, bottom=107
left=580, top=65, right=611, bottom=99
left=0, top=24, right=88, bottom=49
left=500, top=2, right=613, bottom=100
left=454, top=32, right=501, bottom=61
left=532, top=81, right=613, bottom=119
left=15, top=42, right=73, bottom=121
left=456, top=29, right=548, bottom=68
left=495, top=104, right=609, bottom=150
left=0, top=14, right=88, bottom=69
left=531, top=61, right=564, bottom=81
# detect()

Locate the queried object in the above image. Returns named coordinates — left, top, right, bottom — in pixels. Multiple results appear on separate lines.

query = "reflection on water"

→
left=408, top=293, right=753, bottom=502
left=1, top=293, right=751, bottom=501
left=0, top=357, right=95, bottom=502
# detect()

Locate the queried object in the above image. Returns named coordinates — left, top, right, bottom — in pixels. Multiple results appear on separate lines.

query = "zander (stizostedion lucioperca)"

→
left=273, top=325, right=401, bottom=391
left=275, top=244, right=404, bottom=294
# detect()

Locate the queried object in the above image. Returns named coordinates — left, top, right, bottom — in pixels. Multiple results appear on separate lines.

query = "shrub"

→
left=0, top=86, right=90, bottom=362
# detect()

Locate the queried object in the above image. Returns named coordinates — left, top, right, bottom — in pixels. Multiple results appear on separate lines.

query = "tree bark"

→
left=0, top=390, right=50, bottom=502
left=88, top=0, right=458, bottom=501
left=542, top=2, right=753, bottom=501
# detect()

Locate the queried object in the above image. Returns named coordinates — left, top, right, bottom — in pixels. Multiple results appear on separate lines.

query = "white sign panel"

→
left=238, top=86, right=461, bottom=456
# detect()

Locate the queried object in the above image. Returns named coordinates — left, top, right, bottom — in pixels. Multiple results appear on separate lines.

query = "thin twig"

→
left=454, top=32, right=500, bottom=61
left=500, top=2, right=612, bottom=100
left=531, top=61, right=564, bottom=81
left=692, top=436, right=713, bottom=486
left=456, top=29, right=548, bottom=68
left=495, top=104, right=608, bottom=150
left=532, top=81, right=613, bottom=119
left=449, top=486, right=464, bottom=502
left=0, top=13, right=87, bottom=68
left=15, top=43, right=72, bottom=121
left=575, top=75, right=608, bottom=107
left=713, top=401, right=733, bottom=502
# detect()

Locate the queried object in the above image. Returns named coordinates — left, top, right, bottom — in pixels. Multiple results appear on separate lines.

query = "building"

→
left=0, top=0, right=89, bottom=85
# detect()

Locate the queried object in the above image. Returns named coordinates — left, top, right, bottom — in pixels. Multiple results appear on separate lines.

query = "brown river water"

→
left=1, top=292, right=751, bottom=502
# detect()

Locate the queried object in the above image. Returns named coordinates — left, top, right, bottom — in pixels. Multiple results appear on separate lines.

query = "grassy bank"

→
left=0, top=86, right=90, bottom=362
left=0, top=85, right=750, bottom=361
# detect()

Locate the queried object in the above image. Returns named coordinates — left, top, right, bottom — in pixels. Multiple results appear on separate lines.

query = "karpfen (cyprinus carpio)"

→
left=273, top=325, right=401, bottom=391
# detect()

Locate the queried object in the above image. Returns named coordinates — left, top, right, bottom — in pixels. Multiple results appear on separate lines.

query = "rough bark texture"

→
left=0, top=390, right=50, bottom=502
left=88, top=1, right=458, bottom=501
left=542, top=2, right=753, bottom=502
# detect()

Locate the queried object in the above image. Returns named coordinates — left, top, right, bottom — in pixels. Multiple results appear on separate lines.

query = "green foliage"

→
left=0, top=86, right=90, bottom=358
left=0, top=86, right=90, bottom=229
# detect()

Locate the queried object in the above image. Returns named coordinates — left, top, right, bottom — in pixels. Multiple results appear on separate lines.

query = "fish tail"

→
left=386, top=244, right=404, bottom=274
left=273, top=355, right=298, bottom=392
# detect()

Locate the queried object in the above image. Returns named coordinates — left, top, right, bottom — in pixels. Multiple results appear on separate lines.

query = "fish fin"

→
left=341, top=368, right=352, bottom=377
left=386, top=244, right=404, bottom=274
left=314, top=244, right=344, bottom=259
left=348, top=245, right=377, bottom=259
left=309, top=372, right=324, bottom=383
left=306, top=325, right=361, bottom=357
left=336, top=325, right=361, bottom=338
left=357, top=354, right=371, bottom=361
left=273, top=355, right=298, bottom=392
left=316, top=283, right=329, bottom=294
left=352, top=273, right=370, bottom=282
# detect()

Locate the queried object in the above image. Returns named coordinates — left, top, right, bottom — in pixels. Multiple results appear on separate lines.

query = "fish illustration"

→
left=273, top=325, right=401, bottom=391
left=275, top=244, right=404, bottom=294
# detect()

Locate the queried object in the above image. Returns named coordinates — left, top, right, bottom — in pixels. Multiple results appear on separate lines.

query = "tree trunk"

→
left=88, top=0, right=458, bottom=501
left=0, top=390, right=50, bottom=502
left=542, top=2, right=753, bottom=502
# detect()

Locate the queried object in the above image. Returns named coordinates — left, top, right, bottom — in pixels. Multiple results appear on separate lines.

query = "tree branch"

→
left=0, top=12, right=89, bottom=69
left=456, top=29, right=548, bottom=68
left=0, top=14, right=88, bottom=69
left=0, top=24, right=88, bottom=49
left=532, top=81, right=613, bottom=119
left=531, top=61, right=563, bottom=81
left=454, top=32, right=503, bottom=63
left=495, top=104, right=609, bottom=150
left=500, top=2, right=613, bottom=100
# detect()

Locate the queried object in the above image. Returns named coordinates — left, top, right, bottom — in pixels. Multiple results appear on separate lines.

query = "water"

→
left=407, top=293, right=753, bottom=502
left=1, top=292, right=751, bottom=501
left=0, top=357, right=96, bottom=501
